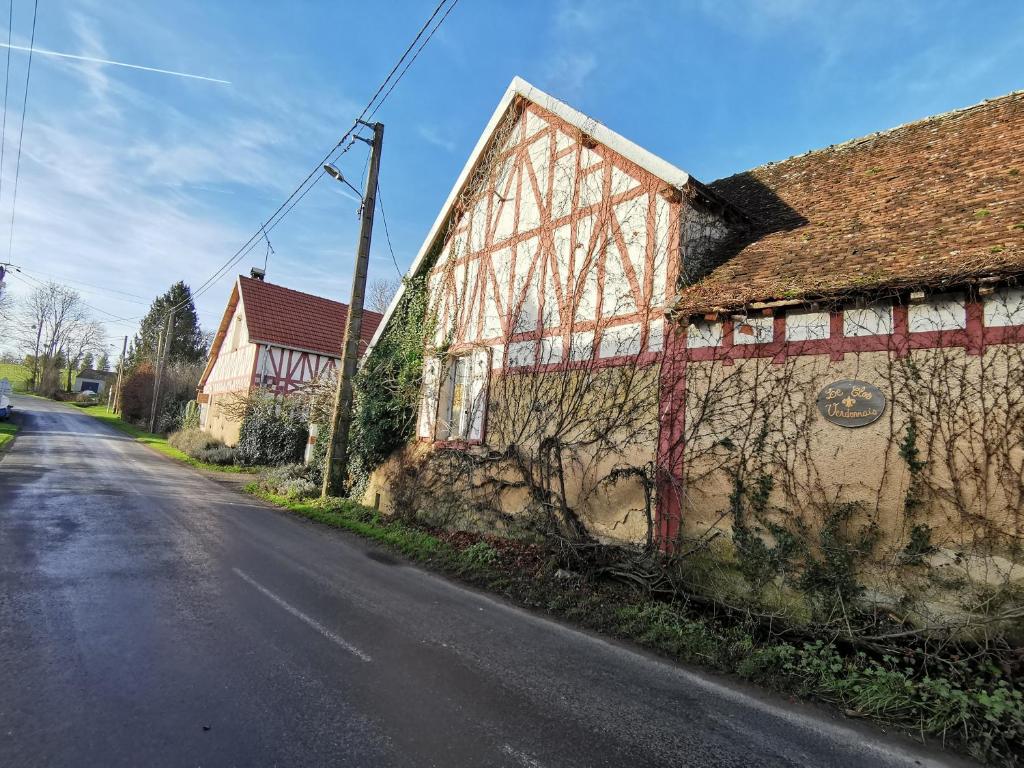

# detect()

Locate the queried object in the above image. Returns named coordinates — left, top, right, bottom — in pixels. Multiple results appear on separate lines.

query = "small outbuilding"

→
left=73, top=369, right=115, bottom=395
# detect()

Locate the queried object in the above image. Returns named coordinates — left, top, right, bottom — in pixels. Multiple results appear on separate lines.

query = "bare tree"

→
left=367, top=277, right=400, bottom=314
left=64, top=320, right=106, bottom=390
left=16, top=282, right=94, bottom=394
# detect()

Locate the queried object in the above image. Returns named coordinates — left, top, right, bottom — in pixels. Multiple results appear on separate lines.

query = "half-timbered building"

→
left=198, top=272, right=382, bottom=444
left=365, top=77, right=1024, bottom=568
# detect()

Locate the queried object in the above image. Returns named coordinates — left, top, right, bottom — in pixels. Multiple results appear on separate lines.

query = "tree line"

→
left=4, top=279, right=208, bottom=416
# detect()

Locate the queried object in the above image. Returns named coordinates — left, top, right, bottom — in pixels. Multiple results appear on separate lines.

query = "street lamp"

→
left=323, top=164, right=364, bottom=198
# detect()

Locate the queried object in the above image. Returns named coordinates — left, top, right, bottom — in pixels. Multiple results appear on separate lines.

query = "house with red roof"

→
left=198, top=271, right=383, bottom=445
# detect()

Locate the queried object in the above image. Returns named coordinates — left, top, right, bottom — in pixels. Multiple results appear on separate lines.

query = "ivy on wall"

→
left=349, top=274, right=435, bottom=494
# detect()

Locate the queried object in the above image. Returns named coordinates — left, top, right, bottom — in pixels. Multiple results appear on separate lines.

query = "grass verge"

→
left=76, top=404, right=257, bottom=474
left=248, top=487, right=1024, bottom=767
left=0, top=419, right=18, bottom=453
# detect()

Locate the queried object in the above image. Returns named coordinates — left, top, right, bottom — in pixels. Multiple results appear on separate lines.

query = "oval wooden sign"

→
left=816, top=379, right=886, bottom=428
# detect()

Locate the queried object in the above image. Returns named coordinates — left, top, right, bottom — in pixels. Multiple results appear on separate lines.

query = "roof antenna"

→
left=259, top=223, right=275, bottom=276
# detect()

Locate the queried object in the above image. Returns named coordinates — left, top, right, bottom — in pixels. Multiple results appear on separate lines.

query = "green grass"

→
left=0, top=419, right=17, bottom=451
left=0, top=362, right=87, bottom=393
left=75, top=404, right=257, bottom=474
left=0, top=363, right=31, bottom=392
left=248, top=488, right=464, bottom=563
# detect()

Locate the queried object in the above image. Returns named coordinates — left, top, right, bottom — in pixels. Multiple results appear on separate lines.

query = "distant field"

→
left=0, top=363, right=31, bottom=391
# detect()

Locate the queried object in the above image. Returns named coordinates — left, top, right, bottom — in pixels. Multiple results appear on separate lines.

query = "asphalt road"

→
left=0, top=396, right=974, bottom=768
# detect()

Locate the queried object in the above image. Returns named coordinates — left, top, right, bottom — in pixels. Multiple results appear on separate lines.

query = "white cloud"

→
left=417, top=124, right=456, bottom=153
left=543, top=52, right=597, bottom=99
left=0, top=4, right=372, bottom=348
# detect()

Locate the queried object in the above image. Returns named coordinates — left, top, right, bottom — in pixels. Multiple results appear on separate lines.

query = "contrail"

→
left=0, top=42, right=230, bottom=84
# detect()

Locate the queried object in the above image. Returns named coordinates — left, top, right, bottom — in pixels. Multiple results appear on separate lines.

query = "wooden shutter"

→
left=417, top=356, right=442, bottom=439
left=466, top=347, right=491, bottom=442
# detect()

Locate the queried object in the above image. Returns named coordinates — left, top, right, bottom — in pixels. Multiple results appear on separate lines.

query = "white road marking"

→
left=501, top=744, right=545, bottom=767
left=232, top=568, right=372, bottom=662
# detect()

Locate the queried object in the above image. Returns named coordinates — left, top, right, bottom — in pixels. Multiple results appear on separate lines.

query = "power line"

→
left=366, top=0, right=459, bottom=122
left=376, top=182, right=402, bottom=278
left=6, top=0, right=38, bottom=261
left=7, top=269, right=141, bottom=328
left=0, top=0, right=14, bottom=204
left=157, top=0, right=459, bottom=319
left=18, top=266, right=151, bottom=302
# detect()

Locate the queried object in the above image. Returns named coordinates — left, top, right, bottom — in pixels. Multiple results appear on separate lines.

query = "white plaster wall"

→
left=844, top=305, right=893, bottom=337
left=908, top=296, right=967, bottom=332
left=786, top=311, right=830, bottom=341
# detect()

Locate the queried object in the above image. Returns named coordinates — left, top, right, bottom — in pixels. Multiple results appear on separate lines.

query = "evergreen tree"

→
left=79, top=352, right=94, bottom=372
left=129, top=282, right=207, bottom=368
left=96, top=351, right=111, bottom=372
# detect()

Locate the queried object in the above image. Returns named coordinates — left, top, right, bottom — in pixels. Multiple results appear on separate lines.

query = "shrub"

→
left=157, top=398, right=201, bottom=434
left=260, top=463, right=319, bottom=499
left=119, top=364, right=155, bottom=423
left=168, top=427, right=235, bottom=465
left=236, top=393, right=307, bottom=466
left=181, top=400, right=200, bottom=430
left=194, top=444, right=236, bottom=465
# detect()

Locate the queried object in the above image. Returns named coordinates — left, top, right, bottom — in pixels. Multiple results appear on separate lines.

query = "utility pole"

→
left=148, top=309, right=174, bottom=432
left=113, top=335, right=127, bottom=414
left=322, top=121, right=384, bottom=498
left=30, top=322, right=42, bottom=392
left=148, top=329, right=164, bottom=433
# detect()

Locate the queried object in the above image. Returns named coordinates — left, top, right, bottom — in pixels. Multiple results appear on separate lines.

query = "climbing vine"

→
left=348, top=274, right=436, bottom=495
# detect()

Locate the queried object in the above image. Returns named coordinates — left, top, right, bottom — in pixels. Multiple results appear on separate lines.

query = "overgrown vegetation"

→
left=258, top=463, right=320, bottom=499
left=167, top=427, right=236, bottom=465
left=235, top=391, right=308, bottom=466
left=348, top=274, right=435, bottom=494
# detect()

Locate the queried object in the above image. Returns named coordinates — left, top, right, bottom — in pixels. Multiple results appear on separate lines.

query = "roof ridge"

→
left=238, top=274, right=347, bottom=308
left=712, top=89, right=1024, bottom=184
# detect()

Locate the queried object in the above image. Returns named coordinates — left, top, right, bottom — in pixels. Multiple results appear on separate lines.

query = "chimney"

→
left=250, top=267, right=266, bottom=281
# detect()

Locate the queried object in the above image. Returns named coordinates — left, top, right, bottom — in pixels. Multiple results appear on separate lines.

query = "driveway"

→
left=0, top=396, right=973, bottom=767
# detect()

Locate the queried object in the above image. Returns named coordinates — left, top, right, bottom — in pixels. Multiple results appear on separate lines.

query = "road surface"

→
left=0, top=396, right=972, bottom=767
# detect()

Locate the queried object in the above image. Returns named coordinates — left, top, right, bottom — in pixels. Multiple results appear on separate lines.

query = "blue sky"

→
left=3, top=0, right=1023, bottom=350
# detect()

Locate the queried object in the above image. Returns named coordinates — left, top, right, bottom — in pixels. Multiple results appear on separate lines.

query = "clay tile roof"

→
left=673, top=91, right=1024, bottom=317
left=237, top=275, right=383, bottom=357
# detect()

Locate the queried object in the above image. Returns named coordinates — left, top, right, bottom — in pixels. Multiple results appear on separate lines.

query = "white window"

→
left=418, top=349, right=490, bottom=442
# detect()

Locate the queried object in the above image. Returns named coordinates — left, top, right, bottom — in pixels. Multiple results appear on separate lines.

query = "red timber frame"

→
left=653, top=298, right=1024, bottom=545
left=254, top=344, right=337, bottom=395
left=429, top=98, right=681, bottom=377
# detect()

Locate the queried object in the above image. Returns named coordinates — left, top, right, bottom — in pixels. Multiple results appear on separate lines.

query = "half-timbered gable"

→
left=368, top=78, right=736, bottom=445
left=198, top=273, right=382, bottom=444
